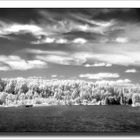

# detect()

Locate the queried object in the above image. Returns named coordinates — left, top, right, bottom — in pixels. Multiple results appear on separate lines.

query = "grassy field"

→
left=0, top=105, right=140, bottom=134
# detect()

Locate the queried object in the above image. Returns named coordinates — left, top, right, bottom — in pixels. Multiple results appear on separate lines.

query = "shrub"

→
left=132, top=93, right=140, bottom=105
left=5, top=80, right=16, bottom=94
left=0, top=79, right=6, bottom=92
left=35, top=99, right=42, bottom=104
left=0, top=92, right=8, bottom=105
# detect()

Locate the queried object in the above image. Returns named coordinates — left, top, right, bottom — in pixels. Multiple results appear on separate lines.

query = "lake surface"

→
left=0, top=105, right=140, bottom=134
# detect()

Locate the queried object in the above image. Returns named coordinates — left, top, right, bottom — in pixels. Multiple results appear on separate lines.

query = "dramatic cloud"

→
left=79, top=73, right=120, bottom=80
left=0, top=9, right=116, bottom=44
left=0, top=9, right=140, bottom=83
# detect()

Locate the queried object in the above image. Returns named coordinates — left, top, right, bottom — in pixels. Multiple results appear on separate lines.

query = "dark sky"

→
left=0, top=8, right=140, bottom=85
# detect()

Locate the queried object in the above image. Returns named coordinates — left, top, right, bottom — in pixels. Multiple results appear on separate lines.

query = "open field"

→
left=0, top=105, right=140, bottom=134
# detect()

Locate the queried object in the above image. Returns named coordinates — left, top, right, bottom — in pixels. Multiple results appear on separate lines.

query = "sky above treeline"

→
left=0, top=8, right=140, bottom=85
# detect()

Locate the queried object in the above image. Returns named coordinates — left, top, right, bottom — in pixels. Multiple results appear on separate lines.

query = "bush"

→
left=132, top=93, right=140, bottom=105
left=0, top=92, right=8, bottom=105
left=0, top=79, right=6, bottom=92
left=5, top=80, right=16, bottom=94
left=35, top=99, right=42, bottom=104
left=105, top=96, right=120, bottom=105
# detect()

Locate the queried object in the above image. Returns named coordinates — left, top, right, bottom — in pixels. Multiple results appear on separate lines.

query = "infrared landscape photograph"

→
left=0, top=8, right=140, bottom=134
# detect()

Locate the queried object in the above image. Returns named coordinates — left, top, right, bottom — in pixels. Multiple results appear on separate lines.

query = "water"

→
left=0, top=105, right=140, bottom=134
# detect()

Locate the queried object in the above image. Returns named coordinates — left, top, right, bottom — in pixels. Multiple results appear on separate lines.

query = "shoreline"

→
left=0, top=103, right=137, bottom=108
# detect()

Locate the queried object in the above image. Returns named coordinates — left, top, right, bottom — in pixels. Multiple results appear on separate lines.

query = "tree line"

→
left=0, top=77, right=139, bottom=106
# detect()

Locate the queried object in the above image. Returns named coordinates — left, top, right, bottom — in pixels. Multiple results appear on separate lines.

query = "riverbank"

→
left=0, top=101, right=138, bottom=108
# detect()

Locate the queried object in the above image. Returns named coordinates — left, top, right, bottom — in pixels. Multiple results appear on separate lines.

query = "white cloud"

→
left=42, top=37, right=55, bottom=43
left=36, top=55, right=73, bottom=65
left=116, top=79, right=131, bottom=83
left=25, top=49, right=87, bottom=66
left=106, top=63, right=112, bottom=67
left=33, top=50, right=140, bottom=68
left=115, top=37, right=128, bottom=43
left=71, top=14, right=115, bottom=34
left=39, top=10, right=115, bottom=35
left=76, top=24, right=106, bottom=34
left=125, top=69, right=137, bottom=73
left=36, top=53, right=86, bottom=66
left=33, top=37, right=86, bottom=45
left=68, top=23, right=140, bottom=67
left=72, top=14, right=114, bottom=27
left=95, top=79, right=131, bottom=86
left=0, top=55, right=21, bottom=62
left=73, top=38, right=87, bottom=44
left=51, top=75, right=57, bottom=78
left=74, top=51, right=140, bottom=66
left=32, top=37, right=55, bottom=44
left=79, top=73, right=119, bottom=80
left=7, top=60, right=47, bottom=70
left=25, top=49, right=68, bottom=56
left=0, top=55, right=47, bottom=71
left=0, top=21, right=69, bottom=44
left=32, top=37, right=69, bottom=44
left=0, top=23, right=43, bottom=37
left=95, top=54, right=133, bottom=66
left=84, top=62, right=112, bottom=67
left=5, top=24, right=42, bottom=34
left=0, top=18, right=113, bottom=45
left=27, top=60, right=46, bottom=66
left=36, top=55, right=85, bottom=65
left=0, top=66, right=10, bottom=71
left=56, top=38, right=68, bottom=44
left=86, top=19, right=114, bottom=27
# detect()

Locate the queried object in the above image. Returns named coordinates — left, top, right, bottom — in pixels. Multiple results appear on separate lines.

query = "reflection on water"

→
left=0, top=105, right=140, bottom=133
